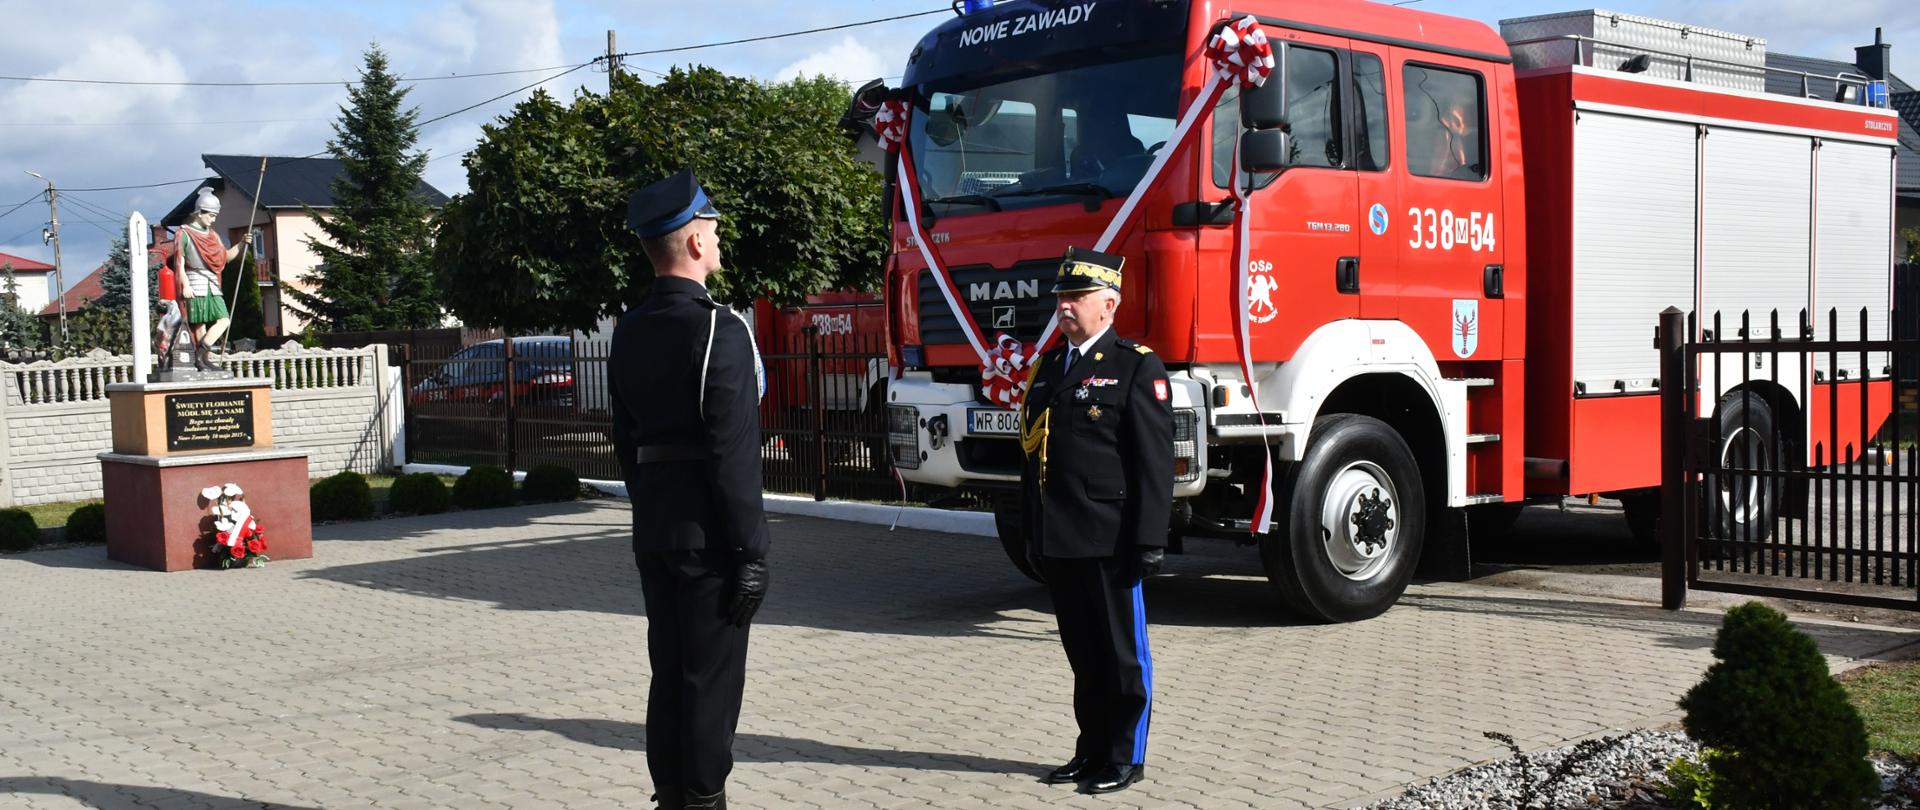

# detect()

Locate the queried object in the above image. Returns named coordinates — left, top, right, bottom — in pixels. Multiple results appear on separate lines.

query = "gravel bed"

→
left=1358, top=730, right=1919, bottom=810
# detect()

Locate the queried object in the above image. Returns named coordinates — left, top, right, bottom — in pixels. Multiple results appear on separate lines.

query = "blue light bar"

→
left=961, top=0, right=994, bottom=13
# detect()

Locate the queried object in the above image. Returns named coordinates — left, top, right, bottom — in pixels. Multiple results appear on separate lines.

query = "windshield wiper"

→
left=922, top=194, right=1002, bottom=211
left=995, top=182, right=1115, bottom=199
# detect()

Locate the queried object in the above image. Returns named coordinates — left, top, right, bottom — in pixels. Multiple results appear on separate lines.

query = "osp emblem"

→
left=1246, top=259, right=1278, bottom=324
left=1368, top=204, right=1388, bottom=236
left=1452, top=299, right=1479, bottom=358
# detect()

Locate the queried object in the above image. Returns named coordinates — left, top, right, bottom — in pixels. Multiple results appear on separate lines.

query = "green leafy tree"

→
left=1902, top=225, right=1919, bottom=265
left=432, top=67, right=886, bottom=332
left=1677, top=602, right=1879, bottom=810
left=58, top=302, right=130, bottom=357
left=0, top=263, right=47, bottom=353
left=287, top=44, right=440, bottom=332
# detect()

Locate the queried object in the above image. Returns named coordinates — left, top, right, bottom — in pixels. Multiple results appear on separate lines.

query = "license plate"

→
left=968, top=408, right=1020, bottom=435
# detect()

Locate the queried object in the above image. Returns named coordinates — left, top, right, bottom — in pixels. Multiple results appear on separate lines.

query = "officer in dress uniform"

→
left=1019, top=247, right=1175, bottom=795
left=610, top=169, right=769, bottom=810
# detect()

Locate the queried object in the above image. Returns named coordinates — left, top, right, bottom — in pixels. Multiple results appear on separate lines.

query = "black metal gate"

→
left=1658, top=307, right=1919, bottom=611
left=404, top=327, right=897, bottom=500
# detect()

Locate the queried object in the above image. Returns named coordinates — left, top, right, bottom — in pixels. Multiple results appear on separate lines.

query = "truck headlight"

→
left=888, top=405, right=921, bottom=469
left=1173, top=408, right=1200, bottom=483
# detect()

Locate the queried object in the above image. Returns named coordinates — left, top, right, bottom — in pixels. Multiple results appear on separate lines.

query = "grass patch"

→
left=1841, top=659, right=1920, bottom=757
left=22, top=499, right=98, bottom=532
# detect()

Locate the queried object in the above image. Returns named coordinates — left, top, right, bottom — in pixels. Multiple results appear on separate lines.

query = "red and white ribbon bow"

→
left=874, top=100, right=910, bottom=153
left=980, top=332, right=1033, bottom=408
left=1205, top=16, right=1276, bottom=87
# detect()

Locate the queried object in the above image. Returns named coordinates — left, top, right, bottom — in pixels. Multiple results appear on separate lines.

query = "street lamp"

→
left=23, top=170, right=66, bottom=345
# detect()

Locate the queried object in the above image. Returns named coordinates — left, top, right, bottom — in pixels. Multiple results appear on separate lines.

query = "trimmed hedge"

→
left=64, top=503, right=107, bottom=545
left=0, top=508, right=37, bottom=553
left=389, top=473, right=450, bottom=515
left=453, top=465, right=515, bottom=510
left=311, top=472, right=375, bottom=522
left=521, top=465, right=581, bottom=503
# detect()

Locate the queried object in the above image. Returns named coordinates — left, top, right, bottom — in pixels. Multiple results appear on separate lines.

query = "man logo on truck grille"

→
left=993, top=306, right=1016, bottom=330
left=1452, top=299, right=1478, bottom=358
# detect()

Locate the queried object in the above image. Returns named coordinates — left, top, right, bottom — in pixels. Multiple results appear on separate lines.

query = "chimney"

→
left=1855, top=27, right=1891, bottom=80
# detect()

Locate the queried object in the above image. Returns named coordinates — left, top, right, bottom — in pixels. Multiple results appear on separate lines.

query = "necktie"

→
left=1066, top=347, right=1080, bottom=373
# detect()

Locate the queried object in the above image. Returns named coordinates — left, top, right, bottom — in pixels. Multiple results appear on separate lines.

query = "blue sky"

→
left=0, top=0, right=1913, bottom=282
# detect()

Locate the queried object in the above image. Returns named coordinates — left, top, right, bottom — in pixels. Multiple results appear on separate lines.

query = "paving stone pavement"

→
left=2, top=499, right=1915, bottom=810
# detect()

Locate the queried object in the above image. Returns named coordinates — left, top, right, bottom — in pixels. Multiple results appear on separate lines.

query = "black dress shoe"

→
left=1043, top=756, right=1096, bottom=784
left=1084, top=763, right=1144, bottom=794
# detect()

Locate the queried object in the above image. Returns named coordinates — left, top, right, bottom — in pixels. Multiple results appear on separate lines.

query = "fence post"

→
left=1659, top=307, right=1688, bottom=610
left=503, top=335, right=518, bottom=474
left=807, top=326, right=828, bottom=501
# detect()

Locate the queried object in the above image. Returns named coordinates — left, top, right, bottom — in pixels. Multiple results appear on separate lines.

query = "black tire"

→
left=1704, top=392, right=1781, bottom=544
left=1261, top=414, right=1426, bottom=622
left=992, top=496, right=1045, bottom=584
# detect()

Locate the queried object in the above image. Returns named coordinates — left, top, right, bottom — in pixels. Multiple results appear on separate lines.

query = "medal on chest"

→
left=1075, top=385, right=1090, bottom=400
left=1087, top=405, right=1103, bottom=421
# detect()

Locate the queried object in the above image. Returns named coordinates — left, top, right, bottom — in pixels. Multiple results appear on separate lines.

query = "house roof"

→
left=0, top=251, right=55, bottom=273
left=1764, top=53, right=1920, bottom=195
left=39, top=263, right=105, bottom=317
left=160, top=153, right=449, bottom=226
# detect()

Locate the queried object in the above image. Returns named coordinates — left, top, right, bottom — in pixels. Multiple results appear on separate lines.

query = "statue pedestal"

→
left=99, top=378, right=311, bottom=572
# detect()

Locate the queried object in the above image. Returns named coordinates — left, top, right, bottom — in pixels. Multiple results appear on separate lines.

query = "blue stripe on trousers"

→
left=1130, top=580, right=1153, bottom=764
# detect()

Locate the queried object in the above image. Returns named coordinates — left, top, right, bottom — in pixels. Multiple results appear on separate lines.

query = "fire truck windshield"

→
left=910, top=53, right=1181, bottom=213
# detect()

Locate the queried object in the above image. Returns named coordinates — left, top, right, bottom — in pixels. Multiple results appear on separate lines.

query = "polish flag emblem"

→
left=1154, top=380, right=1168, bottom=401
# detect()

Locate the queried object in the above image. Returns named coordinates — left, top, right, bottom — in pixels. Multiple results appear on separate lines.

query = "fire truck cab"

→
left=878, top=0, right=1900, bottom=621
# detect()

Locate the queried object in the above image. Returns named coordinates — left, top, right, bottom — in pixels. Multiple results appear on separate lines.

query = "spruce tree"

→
left=0, top=263, right=47, bottom=353
left=287, top=44, right=440, bottom=333
left=94, top=235, right=134, bottom=312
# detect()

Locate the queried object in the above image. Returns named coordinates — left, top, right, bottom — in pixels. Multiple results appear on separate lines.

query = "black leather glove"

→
left=727, top=559, right=768, bottom=627
left=1136, top=547, right=1164, bottom=579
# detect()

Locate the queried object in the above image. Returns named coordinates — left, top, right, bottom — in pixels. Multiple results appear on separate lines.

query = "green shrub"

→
left=64, top=503, right=107, bottom=545
left=1678, top=602, right=1879, bottom=810
left=521, top=465, right=581, bottom=503
left=453, top=465, right=515, bottom=510
left=1662, top=749, right=1725, bottom=810
left=0, top=508, right=37, bottom=553
left=310, top=471, right=375, bottom=522
left=388, top=473, right=449, bottom=515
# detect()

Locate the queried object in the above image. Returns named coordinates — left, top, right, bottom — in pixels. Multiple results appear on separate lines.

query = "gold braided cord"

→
left=1018, top=355, right=1050, bottom=487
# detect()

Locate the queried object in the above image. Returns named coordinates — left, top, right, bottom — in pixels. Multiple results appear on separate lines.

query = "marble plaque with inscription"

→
left=165, top=391, right=255, bottom=451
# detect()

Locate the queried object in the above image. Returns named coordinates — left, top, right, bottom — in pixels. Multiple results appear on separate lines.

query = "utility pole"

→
left=24, top=171, right=65, bottom=345
left=604, top=30, right=622, bottom=86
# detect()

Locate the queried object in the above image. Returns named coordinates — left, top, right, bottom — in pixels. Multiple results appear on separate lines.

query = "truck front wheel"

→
left=1261, top=414, right=1426, bottom=622
left=991, top=495, right=1045, bottom=584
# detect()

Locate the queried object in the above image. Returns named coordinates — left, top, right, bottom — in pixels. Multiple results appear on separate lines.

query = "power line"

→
left=0, top=63, right=590, bottom=89
left=0, top=193, right=44, bottom=226
left=610, top=8, right=948, bottom=60
left=64, top=63, right=592, bottom=194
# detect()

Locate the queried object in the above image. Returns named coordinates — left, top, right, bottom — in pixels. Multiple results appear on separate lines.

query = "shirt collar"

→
left=1068, top=326, right=1110, bottom=358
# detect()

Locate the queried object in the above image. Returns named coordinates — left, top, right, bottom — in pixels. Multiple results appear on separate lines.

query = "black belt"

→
left=635, top=445, right=705, bottom=464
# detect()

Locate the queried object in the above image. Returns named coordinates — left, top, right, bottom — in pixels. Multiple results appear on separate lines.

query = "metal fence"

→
left=1658, top=307, right=1919, bottom=611
left=403, top=326, right=900, bottom=501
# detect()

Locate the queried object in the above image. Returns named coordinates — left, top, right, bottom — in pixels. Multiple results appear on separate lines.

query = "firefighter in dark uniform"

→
left=611, top=169, right=770, bottom=810
left=1019, top=247, right=1175, bottom=795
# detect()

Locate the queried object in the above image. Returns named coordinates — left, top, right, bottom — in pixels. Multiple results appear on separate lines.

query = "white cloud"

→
left=773, top=35, right=890, bottom=84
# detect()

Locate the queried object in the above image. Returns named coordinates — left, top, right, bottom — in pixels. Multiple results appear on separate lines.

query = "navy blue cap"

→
left=1051, top=246, right=1124, bottom=293
left=627, top=169, right=720, bottom=239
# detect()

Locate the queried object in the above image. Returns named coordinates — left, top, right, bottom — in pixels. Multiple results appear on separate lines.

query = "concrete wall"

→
left=0, top=345, right=404, bottom=507
left=5, top=270, right=56, bottom=317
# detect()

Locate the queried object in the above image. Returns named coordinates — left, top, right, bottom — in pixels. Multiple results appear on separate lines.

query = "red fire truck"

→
left=875, top=0, right=1900, bottom=621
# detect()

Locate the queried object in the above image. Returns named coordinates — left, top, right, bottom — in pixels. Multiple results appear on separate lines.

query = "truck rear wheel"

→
left=992, top=495, right=1045, bottom=584
left=1261, top=414, right=1426, bottom=623
left=1706, top=392, right=1780, bottom=544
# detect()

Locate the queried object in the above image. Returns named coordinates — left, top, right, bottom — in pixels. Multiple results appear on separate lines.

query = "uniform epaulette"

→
left=1117, top=338, right=1152, bottom=355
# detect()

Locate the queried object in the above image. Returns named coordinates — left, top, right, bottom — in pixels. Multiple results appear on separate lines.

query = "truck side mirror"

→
left=1240, top=129, right=1292, bottom=173
left=837, top=78, right=889, bottom=145
left=1239, top=74, right=1288, bottom=130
